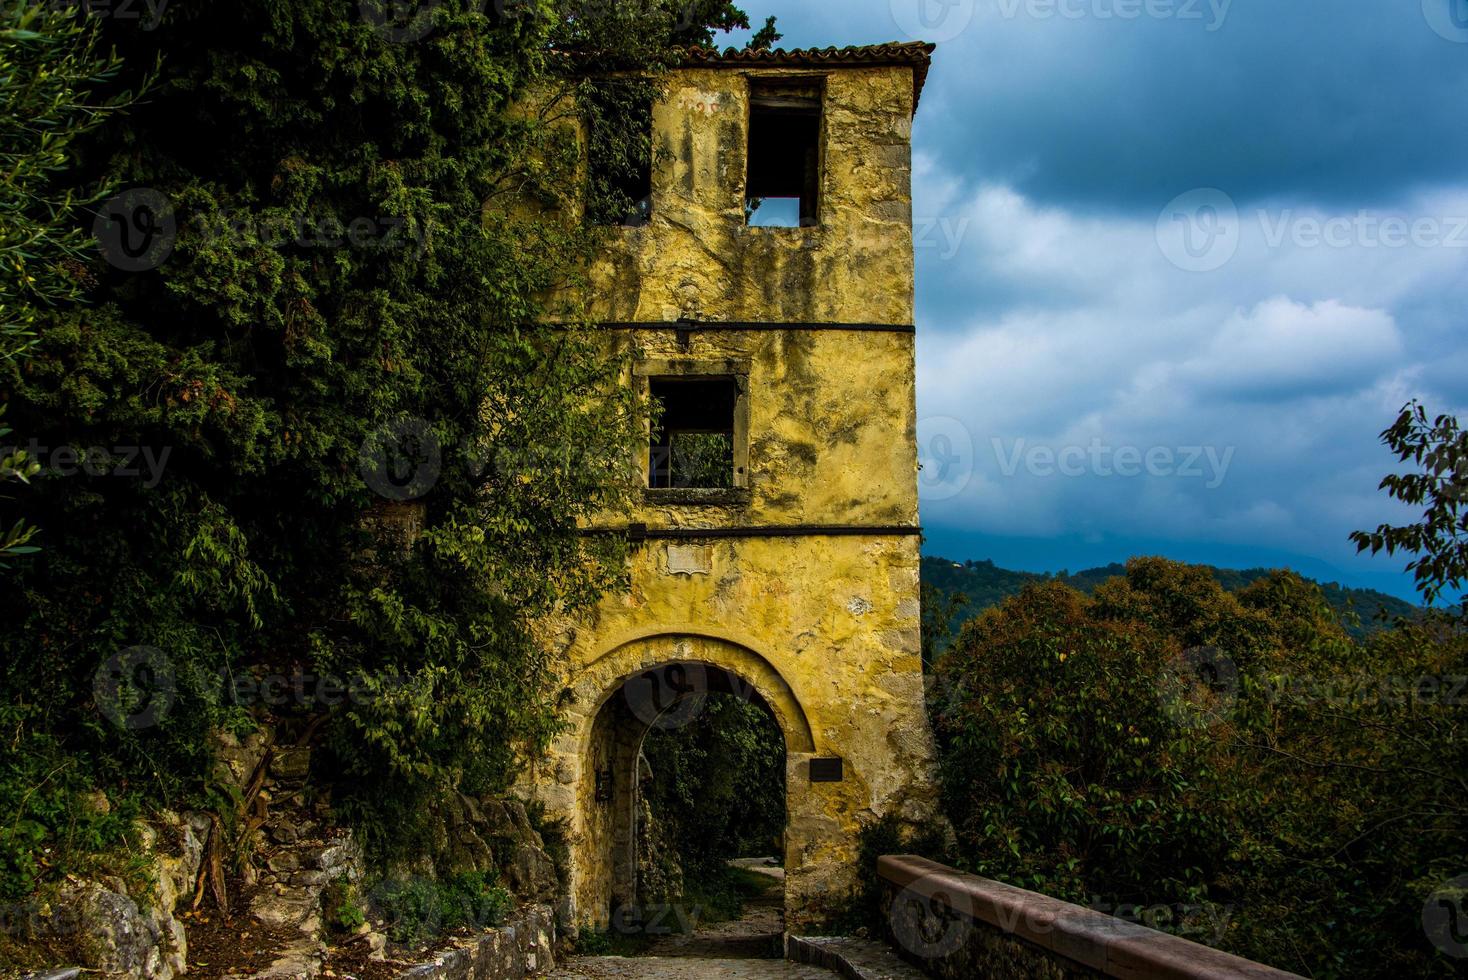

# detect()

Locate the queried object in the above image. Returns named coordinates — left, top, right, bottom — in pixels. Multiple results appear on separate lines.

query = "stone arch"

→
left=561, top=632, right=815, bottom=926
left=574, top=631, right=816, bottom=755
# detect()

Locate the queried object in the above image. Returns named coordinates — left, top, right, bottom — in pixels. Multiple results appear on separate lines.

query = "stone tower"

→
left=531, top=42, right=940, bottom=932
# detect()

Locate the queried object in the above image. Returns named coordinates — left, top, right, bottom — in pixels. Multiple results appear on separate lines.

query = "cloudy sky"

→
left=729, top=0, right=1468, bottom=601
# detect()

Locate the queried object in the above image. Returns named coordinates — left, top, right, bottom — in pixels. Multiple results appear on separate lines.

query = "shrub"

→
left=931, top=558, right=1467, bottom=976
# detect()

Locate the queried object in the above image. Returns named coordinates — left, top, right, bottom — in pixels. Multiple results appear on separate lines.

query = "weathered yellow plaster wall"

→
left=586, top=65, right=916, bottom=324
left=530, top=57, right=939, bottom=933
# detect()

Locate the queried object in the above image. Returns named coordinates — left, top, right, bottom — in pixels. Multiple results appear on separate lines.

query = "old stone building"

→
left=530, top=42, right=941, bottom=932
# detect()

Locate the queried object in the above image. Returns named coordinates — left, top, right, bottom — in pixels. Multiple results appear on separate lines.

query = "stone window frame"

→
left=635, top=357, right=752, bottom=505
left=742, top=72, right=829, bottom=229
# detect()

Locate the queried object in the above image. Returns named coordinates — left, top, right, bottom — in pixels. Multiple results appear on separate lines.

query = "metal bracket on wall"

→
left=595, top=768, right=613, bottom=803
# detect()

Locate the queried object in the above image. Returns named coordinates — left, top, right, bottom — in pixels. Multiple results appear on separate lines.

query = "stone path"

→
left=547, top=858, right=839, bottom=978
left=547, top=956, right=837, bottom=978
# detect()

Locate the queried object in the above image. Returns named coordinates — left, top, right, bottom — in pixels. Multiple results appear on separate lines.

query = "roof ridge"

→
left=677, top=41, right=938, bottom=114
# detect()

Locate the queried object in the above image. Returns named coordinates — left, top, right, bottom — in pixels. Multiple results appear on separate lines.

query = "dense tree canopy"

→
left=0, top=0, right=770, bottom=895
left=931, top=557, right=1467, bottom=977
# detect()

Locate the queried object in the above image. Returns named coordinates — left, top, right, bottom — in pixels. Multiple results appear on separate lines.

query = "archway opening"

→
left=584, top=660, right=789, bottom=957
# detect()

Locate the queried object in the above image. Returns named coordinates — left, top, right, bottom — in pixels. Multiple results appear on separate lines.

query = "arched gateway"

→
left=528, top=42, right=942, bottom=932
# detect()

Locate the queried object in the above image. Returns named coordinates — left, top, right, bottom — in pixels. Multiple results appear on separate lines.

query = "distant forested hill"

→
left=922, top=556, right=1427, bottom=647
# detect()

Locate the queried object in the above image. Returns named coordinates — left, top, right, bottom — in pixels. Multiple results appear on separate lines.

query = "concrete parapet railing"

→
left=878, top=855, right=1303, bottom=980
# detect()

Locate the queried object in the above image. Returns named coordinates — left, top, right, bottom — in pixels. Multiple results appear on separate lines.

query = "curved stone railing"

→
left=879, top=855, right=1303, bottom=979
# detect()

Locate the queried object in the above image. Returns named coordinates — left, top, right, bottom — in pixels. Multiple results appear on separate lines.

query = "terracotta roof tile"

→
left=679, top=42, right=937, bottom=113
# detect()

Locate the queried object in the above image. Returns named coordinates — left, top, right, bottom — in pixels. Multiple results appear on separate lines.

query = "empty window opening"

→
left=746, top=81, right=822, bottom=228
left=587, top=81, right=654, bottom=227
left=649, top=377, right=737, bottom=489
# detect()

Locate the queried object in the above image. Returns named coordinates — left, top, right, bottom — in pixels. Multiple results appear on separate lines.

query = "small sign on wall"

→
left=809, top=757, right=844, bottom=783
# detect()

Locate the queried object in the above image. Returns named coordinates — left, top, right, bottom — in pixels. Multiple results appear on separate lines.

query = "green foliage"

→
left=0, top=2, right=144, bottom=352
left=668, top=432, right=733, bottom=488
left=0, top=3, right=147, bottom=563
left=639, top=693, right=785, bottom=892
left=0, top=712, right=144, bottom=899
left=921, top=554, right=1429, bottom=650
left=573, top=928, right=614, bottom=955
left=370, top=870, right=513, bottom=945
left=323, top=880, right=367, bottom=933
left=931, top=557, right=1468, bottom=977
left=826, top=812, right=950, bottom=937
left=1352, top=400, right=1468, bottom=607
left=0, top=0, right=773, bottom=899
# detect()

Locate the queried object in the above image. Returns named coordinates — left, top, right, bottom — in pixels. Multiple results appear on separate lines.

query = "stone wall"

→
left=531, top=55, right=940, bottom=933
left=7, top=811, right=212, bottom=980
left=581, top=66, right=916, bottom=325
left=535, top=537, right=940, bottom=931
left=395, top=903, right=556, bottom=980
left=878, top=856, right=1303, bottom=980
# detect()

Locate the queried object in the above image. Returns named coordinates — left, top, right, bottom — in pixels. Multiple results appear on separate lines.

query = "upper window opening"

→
left=746, top=81, right=822, bottom=228
left=649, top=377, right=737, bottom=489
left=587, top=81, right=654, bottom=227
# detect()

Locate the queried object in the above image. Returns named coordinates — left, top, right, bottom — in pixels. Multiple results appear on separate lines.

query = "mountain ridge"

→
left=921, top=555, right=1428, bottom=644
